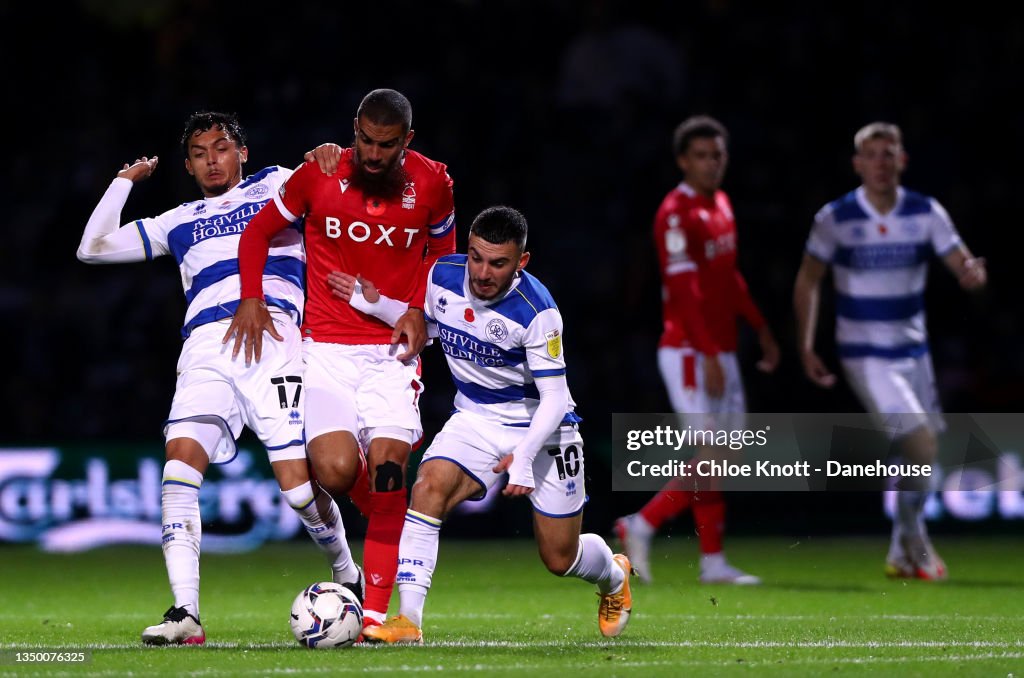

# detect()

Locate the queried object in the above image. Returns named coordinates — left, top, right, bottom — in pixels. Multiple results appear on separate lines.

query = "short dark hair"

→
left=356, top=89, right=413, bottom=134
left=469, top=206, right=528, bottom=251
left=180, top=111, right=246, bottom=155
left=672, top=115, right=728, bottom=156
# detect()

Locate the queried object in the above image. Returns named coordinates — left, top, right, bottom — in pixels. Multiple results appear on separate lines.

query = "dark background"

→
left=3, top=1, right=1021, bottom=537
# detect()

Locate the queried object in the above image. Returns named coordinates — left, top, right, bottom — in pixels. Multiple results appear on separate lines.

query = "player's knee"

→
left=372, top=460, right=405, bottom=493
left=310, top=454, right=358, bottom=495
left=165, top=436, right=211, bottom=472
left=539, top=548, right=575, bottom=576
left=538, top=540, right=578, bottom=576
left=409, top=471, right=446, bottom=506
left=409, top=472, right=438, bottom=501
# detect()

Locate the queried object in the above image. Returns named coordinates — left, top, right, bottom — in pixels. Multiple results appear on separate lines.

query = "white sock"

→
left=364, top=609, right=387, bottom=625
left=887, top=522, right=903, bottom=560
left=564, top=533, right=623, bottom=594
left=396, top=509, right=442, bottom=628
left=629, top=513, right=656, bottom=538
left=897, top=491, right=926, bottom=538
left=281, top=482, right=358, bottom=584
left=700, top=552, right=727, bottom=569
left=161, top=460, right=203, bottom=617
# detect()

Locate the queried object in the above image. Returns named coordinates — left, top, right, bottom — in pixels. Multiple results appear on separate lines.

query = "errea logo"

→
left=324, top=218, right=420, bottom=247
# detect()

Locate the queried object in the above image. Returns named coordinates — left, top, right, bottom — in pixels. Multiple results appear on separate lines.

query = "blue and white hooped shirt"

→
left=425, top=254, right=580, bottom=427
left=806, top=186, right=962, bottom=360
left=133, top=166, right=305, bottom=338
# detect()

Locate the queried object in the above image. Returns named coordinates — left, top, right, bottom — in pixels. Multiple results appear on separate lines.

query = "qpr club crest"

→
left=485, top=318, right=508, bottom=343
left=244, top=184, right=269, bottom=199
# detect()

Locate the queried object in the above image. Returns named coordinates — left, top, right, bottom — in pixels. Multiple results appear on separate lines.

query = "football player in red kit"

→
left=615, top=115, right=779, bottom=584
left=226, top=89, right=455, bottom=628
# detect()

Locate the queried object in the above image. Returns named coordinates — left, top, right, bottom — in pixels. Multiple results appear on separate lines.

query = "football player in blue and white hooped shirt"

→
left=327, top=206, right=634, bottom=643
left=76, top=112, right=361, bottom=646
left=793, top=122, right=987, bottom=581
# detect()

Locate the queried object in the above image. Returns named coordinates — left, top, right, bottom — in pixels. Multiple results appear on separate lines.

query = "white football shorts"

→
left=164, top=311, right=306, bottom=464
left=303, top=341, right=423, bottom=448
left=657, top=347, right=746, bottom=432
left=420, top=410, right=586, bottom=518
left=841, top=353, right=946, bottom=435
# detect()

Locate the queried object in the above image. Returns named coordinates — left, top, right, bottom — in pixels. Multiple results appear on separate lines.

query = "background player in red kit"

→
left=615, top=115, right=779, bottom=584
left=226, top=89, right=456, bottom=627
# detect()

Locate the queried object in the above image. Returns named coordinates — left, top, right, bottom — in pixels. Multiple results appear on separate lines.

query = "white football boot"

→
left=699, top=553, right=761, bottom=585
left=142, top=606, right=205, bottom=645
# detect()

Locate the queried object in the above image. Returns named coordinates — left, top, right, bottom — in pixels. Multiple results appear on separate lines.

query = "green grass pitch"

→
left=1, top=536, right=1021, bottom=676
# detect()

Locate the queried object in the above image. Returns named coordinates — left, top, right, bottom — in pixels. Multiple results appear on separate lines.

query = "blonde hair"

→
left=854, top=121, right=902, bottom=152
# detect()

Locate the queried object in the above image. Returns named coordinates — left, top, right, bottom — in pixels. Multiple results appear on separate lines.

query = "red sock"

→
left=692, top=491, right=725, bottom=554
left=347, top=455, right=372, bottom=519
left=638, top=477, right=692, bottom=530
left=362, top=489, right=407, bottom=618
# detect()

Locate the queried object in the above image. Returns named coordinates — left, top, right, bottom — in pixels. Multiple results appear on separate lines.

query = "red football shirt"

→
left=240, top=148, right=455, bottom=344
left=653, top=183, right=764, bottom=353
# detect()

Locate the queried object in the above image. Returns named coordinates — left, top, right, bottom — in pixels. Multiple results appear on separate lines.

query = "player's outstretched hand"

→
left=393, top=308, right=427, bottom=361
left=303, top=143, right=343, bottom=176
left=756, top=326, right=781, bottom=373
left=118, top=156, right=159, bottom=183
left=222, top=298, right=282, bottom=366
left=493, top=455, right=534, bottom=497
left=958, top=256, right=987, bottom=290
left=800, top=349, right=836, bottom=388
left=326, top=271, right=381, bottom=303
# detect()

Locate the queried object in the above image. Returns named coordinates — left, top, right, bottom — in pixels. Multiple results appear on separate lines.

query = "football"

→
left=289, top=582, right=363, bottom=649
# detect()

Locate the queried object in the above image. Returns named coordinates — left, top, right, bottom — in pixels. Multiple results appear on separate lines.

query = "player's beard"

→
left=349, top=151, right=408, bottom=201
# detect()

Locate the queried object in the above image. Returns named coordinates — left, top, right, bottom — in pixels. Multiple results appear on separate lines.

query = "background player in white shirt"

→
left=76, top=112, right=362, bottom=645
left=329, top=206, right=633, bottom=643
left=793, top=121, right=987, bottom=580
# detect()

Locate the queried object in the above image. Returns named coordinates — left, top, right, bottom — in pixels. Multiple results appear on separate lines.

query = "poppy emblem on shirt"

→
left=877, top=223, right=888, bottom=235
left=366, top=198, right=387, bottom=216
left=464, top=308, right=475, bottom=322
